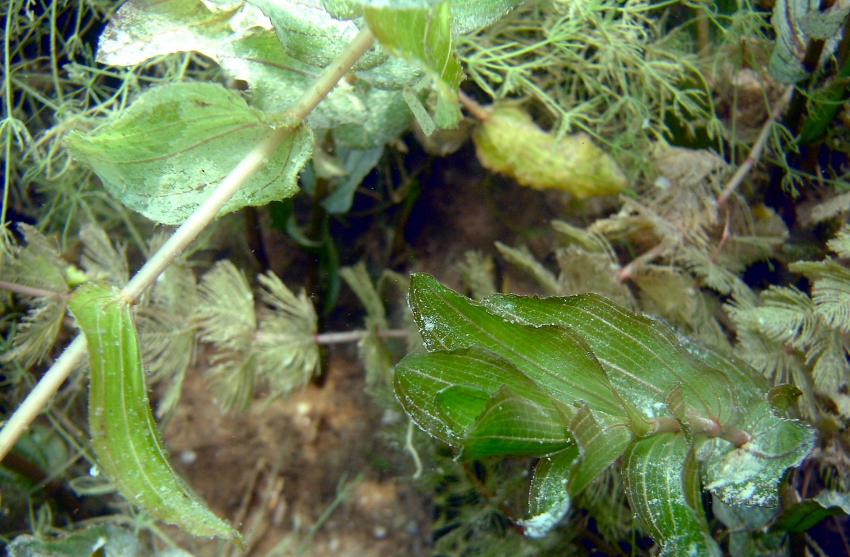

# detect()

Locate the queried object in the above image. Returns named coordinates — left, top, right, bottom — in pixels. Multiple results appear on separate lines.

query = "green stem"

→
left=0, top=27, right=377, bottom=464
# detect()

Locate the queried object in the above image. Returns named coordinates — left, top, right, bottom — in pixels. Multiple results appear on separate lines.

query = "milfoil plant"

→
left=395, top=274, right=815, bottom=556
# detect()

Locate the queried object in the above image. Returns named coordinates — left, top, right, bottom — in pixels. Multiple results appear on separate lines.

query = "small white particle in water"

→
left=89, top=465, right=100, bottom=477
left=296, top=401, right=311, bottom=415
left=180, top=450, right=197, bottom=465
left=91, top=537, right=106, bottom=552
left=654, top=176, right=672, bottom=190
left=373, top=525, right=387, bottom=539
left=422, top=318, right=435, bottom=332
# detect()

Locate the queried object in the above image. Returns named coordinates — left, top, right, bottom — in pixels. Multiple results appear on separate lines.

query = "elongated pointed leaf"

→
left=408, top=274, right=626, bottom=418
left=520, top=446, right=579, bottom=538
left=463, top=387, right=571, bottom=459
left=69, top=283, right=237, bottom=539
left=484, top=294, right=744, bottom=425
left=66, top=82, right=312, bottom=225
left=623, top=434, right=720, bottom=557
left=568, top=404, right=631, bottom=496
left=449, top=0, right=524, bottom=34
left=394, top=347, right=574, bottom=445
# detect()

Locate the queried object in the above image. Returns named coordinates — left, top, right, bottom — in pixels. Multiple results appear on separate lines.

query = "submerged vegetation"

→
left=1, top=0, right=849, bottom=555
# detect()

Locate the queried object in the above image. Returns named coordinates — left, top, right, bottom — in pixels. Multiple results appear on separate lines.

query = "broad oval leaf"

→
left=408, top=274, right=627, bottom=419
left=568, top=404, right=632, bottom=496
left=68, top=283, right=238, bottom=539
left=66, top=82, right=312, bottom=225
left=624, top=434, right=721, bottom=557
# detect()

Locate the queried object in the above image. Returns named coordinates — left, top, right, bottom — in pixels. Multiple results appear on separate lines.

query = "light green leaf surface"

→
left=449, top=0, right=524, bottom=34
left=408, top=274, right=626, bottom=418
left=701, top=399, right=813, bottom=507
left=7, top=524, right=141, bottom=557
left=68, top=283, right=237, bottom=539
left=247, top=0, right=385, bottom=69
left=363, top=1, right=463, bottom=128
left=624, top=434, right=720, bottom=557
left=520, top=446, right=578, bottom=538
left=95, top=0, right=414, bottom=130
left=776, top=489, right=850, bottom=533
left=67, top=82, right=312, bottom=225
left=484, top=293, right=746, bottom=425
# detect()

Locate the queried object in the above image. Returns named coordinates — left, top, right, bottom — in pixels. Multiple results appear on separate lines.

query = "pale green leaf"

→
left=408, top=274, right=628, bottom=418
left=702, top=399, right=814, bottom=507
left=333, top=88, right=413, bottom=148
left=519, top=446, right=578, bottom=538
left=623, top=434, right=720, bottom=557
left=726, top=286, right=818, bottom=348
left=66, top=82, right=313, bottom=225
left=7, top=524, right=141, bottom=557
left=364, top=1, right=463, bottom=128
left=340, top=262, right=387, bottom=329
left=473, top=105, right=628, bottom=198
left=322, top=147, right=384, bottom=214
left=2, top=224, right=68, bottom=292
left=69, top=283, right=237, bottom=539
left=248, top=0, right=385, bottom=69
left=4, top=298, right=68, bottom=371
left=449, top=0, right=524, bottom=35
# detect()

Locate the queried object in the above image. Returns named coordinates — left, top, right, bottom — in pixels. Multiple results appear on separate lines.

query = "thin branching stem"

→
left=0, top=27, right=377, bottom=464
left=315, top=328, right=408, bottom=345
left=717, top=85, right=795, bottom=207
left=0, top=280, right=67, bottom=299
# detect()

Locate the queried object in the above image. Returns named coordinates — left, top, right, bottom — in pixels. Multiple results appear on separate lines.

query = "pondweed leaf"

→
left=520, top=446, right=578, bottom=538
left=69, top=283, right=238, bottom=540
left=396, top=275, right=815, bottom=553
left=624, top=434, right=721, bottom=556
left=362, top=1, right=463, bottom=128
left=473, top=105, right=628, bottom=198
left=66, top=82, right=312, bottom=225
left=407, top=274, right=631, bottom=419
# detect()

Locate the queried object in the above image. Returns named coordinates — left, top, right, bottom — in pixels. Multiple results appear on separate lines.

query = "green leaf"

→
left=363, top=1, right=463, bottom=128
left=449, top=0, right=524, bottom=35
left=68, top=283, right=237, bottom=539
left=394, top=347, right=575, bottom=446
left=248, top=0, right=385, bottom=69
left=66, top=82, right=312, bottom=225
left=7, top=524, right=141, bottom=557
left=775, top=490, right=850, bottom=533
left=463, top=387, right=571, bottom=459
left=408, top=274, right=627, bottom=418
left=623, top=434, right=721, bottom=557
left=483, top=293, right=747, bottom=425
left=473, top=105, right=627, bottom=198
left=702, top=399, right=813, bottom=507
left=322, top=147, right=384, bottom=214
left=494, top=242, right=560, bottom=295
left=79, top=224, right=129, bottom=285
left=519, top=446, right=579, bottom=538
left=568, top=404, right=632, bottom=496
